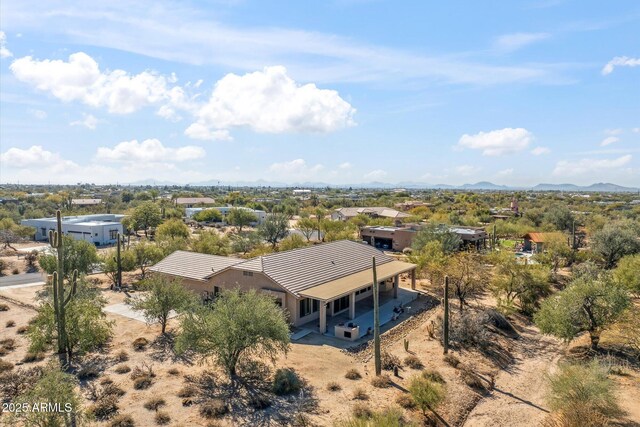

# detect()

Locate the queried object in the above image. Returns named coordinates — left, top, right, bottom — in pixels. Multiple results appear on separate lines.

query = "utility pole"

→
left=372, top=256, right=381, bottom=376
left=443, top=275, right=450, bottom=354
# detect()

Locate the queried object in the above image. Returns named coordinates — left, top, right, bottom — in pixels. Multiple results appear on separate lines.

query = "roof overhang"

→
left=298, top=260, right=416, bottom=302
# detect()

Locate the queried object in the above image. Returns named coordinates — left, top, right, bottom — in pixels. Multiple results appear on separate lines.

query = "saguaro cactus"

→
left=48, top=210, right=79, bottom=362
left=372, top=256, right=381, bottom=376
left=443, top=275, right=450, bottom=354
left=113, top=232, right=124, bottom=289
left=571, top=220, right=576, bottom=250
left=492, top=224, right=497, bottom=250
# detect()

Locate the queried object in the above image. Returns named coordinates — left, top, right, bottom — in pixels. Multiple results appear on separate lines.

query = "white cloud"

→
left=10, top=52, right=192, bottom=114
left=268, top=159, right=324, bottom=180
left=497, top=168, right=514, bottom=176
left=600, top=136, right=619, bottom=146
left=28, top=109, right=47, bottom=119
left=458, top=128, right=533, bottom=156
left=0, top=145, right=78, bottom=172
left=338, top=162, right=352, bottom=170
left=552, top=155, right=632, bottom=176
left=0, top=31, right=12, bottom=58
left=455, top=165, right=481, bottom=176
left=602, top=56, right=640, bottom=75
left=531, top=146, right=551, bottom=155
left=632, top=128, right=640, bottom=133
left=70, top=113, right=99, bottom=130
left=184, top=123, right=232, bottom=141
left=494, top=32, right=550, bottom=52
left=363, top=169, right=387, bottom=180
left=95, top=139, right=205, bottom=163
left=187, top=66, right=356, bottom=140
left=605, top=128, right=623, bottom=135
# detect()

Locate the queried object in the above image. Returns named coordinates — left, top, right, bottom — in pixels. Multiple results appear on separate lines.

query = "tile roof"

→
left=229, top=240, right=398, bottom=296
left=334, top=207, right=411, bottom=219
left=149, top=250, right=243, bottom=281
left=175, top=197, right=216, bottom=205
left=523, top=232, right=559, bottom=243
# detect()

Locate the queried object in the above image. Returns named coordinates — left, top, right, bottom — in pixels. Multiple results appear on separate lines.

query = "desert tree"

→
left=155, top=218, right=190, bottom=255
left=534, top=275, right=629, bottom=350
left=192, top=208, right=223, bottom=223
left=38, top=236, right=99, bottom=280
left=9, top=361, right=88, bottom=426
left=131, top=241, right=164, bottom=278
left=408, top=375, right=445, bottom=418
left=444, top=251, right=489, bottom=311
left=543, top=204, right=575, bottom=232
left=227, top=208, right=258, bottom=232
left=409, top=240, right=449, bottom=286
left=491, top=252, right=550, bottom=315
left=101, top=249, right=136, bottom=288
left=411, top=223, right=462, bottom=255
left=278, top=233, right=309, bottom=251
left=0, top=218, right=34, bottom=250
left=131, top=201, right=163, bottom=237
left=534, top=232, right=572, bottom=277
left=258, top=213, right=290, bottom=249
left=175, top=289, right=290, bottom=378
left=126, top=275, right=197, bottom=334
left=190, top=230, right=231, bottom=256
left=230, top=231, right=262, bottom=254
left=294, top=216, right=316, bottom=242
left=613, top=254, right=640, bottom=295
left=590, top=222, right=640, bottom=269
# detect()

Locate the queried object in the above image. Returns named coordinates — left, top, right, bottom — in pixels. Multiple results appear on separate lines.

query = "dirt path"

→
left=464, top=324, right=563, bottom=427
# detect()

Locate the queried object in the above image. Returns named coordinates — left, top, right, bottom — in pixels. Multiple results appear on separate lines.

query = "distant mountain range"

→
left=126, top=179, right=640, bottom=192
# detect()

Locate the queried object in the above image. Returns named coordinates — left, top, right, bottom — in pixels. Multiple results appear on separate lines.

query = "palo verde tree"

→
left=411, top=223, right=462, bottom=255
left=131, top=201, right=162, bottom=237
left=294, top=216, right=317, bottom=242
left=131, top=241, right=164, bottom=279
left=258, top=213, right=290, bottom=249
left=191, top=230, right=231, bottom=256
left=613, top=254, right=640, bottom=295
left=192, top=208, right=223, bottom=223
left=126, top=274, right=197, bottom=334
left=444, top=251, right=489, bottom=311
left=101, top=248, right=136, bottom=289
left=175, top=288, right=290, bottom=378
left=590, top=222, right=640, bottom=269
left=38, top=235, right=99, bottom=280
left=227, top=207, right=258, bottom=232
left=534, top=274, right=630, bottom=350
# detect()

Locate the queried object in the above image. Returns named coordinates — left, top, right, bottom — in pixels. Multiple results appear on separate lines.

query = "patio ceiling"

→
left=298, top=260, right=415, bottom=302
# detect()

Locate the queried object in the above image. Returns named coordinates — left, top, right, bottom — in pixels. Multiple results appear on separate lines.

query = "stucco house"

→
left=22, top=214, right=124, bottom=246
left=149, top=240, right=416, bottom=333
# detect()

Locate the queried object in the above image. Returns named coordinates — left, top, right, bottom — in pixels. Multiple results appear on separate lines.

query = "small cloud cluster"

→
left=494, top=32, right=550, bottom=53
left=70, top=113, right=99, bottom=130
left=268, top=158, right=324, bottom=180
left=602, top=56, right=640, bottom=75
left=95, top=139, right=205, bottom=163
left=600, top=136, right=619, bottom=147
left=553, top=154, right=632, bottom=177
left=531, top=146, right=551, bottom=155
left=186, top=66, right=356, bottom=141
left=0, top=31, right=12, bottom=58
left=458, top=127, right=533, bottom=156
left=0, top=145, right=78, bottom=172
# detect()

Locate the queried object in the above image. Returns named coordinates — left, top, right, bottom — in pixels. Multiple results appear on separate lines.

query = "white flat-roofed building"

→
left=22, top=214, right=125, bottom=246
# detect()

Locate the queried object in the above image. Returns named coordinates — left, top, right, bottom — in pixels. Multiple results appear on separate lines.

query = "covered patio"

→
left=298, top=260, right=416, bottom=339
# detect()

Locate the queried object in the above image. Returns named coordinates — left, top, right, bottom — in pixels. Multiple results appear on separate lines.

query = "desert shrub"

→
left=248, top=394, right=272, bottom=410
left=345, top=368, right=362, bottom=380
left=0, top=359, right=14, bottom=373
left=132, top=337, right=149, bottom=351
left=16, top=326, right=28, bottom=334
left=352, top=387, right=369, bottom=400
left=396, top=393, right=416, bottom=409
left=1, top=338, right=16, bottom=350
left=109, top=414, right=135, bottom=427
left=0, top=347, right=6, bottom=356
left=12, top=268, right=20, bottom=275
left=343, top=407, right=414, bottom=426
left=546, top=361, right=621, bottom=421
left=155, top=411, right=171, bottom=425
left=144, top=397, right=166, bottom=411
left=404, top=355, right=423, bottom=370
left=200, top=399, right=229, bottom=418
left=130, top=363, right=155, bottom=379
left=89, top=394, right=119, bottom=420
left=371, top=374, right=392, bottom=388
left=272, top=368, right=302, bottom=395
left=460, top=367, right=485, bottom=391
left=443, top=354, right=460, bottom=368
left=421, top=369, right=445, bottom=384
left=167, top=367, right=180, bottom=376
left=0, top=303, right=9, bottom=311
left=381, top=352, right=402, bottom=371
left=326, top=381, right=342, bottom=391
left=77, top=362, right=101, bottom=380
left=100, top=376, right=114, bottom=386
left=103, top=383, right=126, bottom=397
left=133, top=376, right=153, bottom=390
left=114, top=364, right=131, bottom=374
left=177, top=384, right=198, bottom=398
left=0, top=366, right=45, bottom=402
left=182, top=398, right=194, bottom=407
left=352, top=402, right=373, bottom=418
left=408, top=375, right=445, bottom=416
left=6, top=320, right=15, bottom=327
left=542, top=404, right=613, bottom=427
left=115, top=350, right=129, bottom=362
left=21, top=352, right=45, bottom=363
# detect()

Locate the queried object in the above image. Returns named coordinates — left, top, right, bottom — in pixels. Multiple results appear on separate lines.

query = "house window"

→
left=243, top=271, right=253, bottom=277
left=213, top=286, right=220, bottom=297
left=333, top=295, right=350, bottom=313
left=40, top=227, right=46, bottom=237
left=299, top=298, right=319, bottom=317
left=109, top=230, right=118, bottom=240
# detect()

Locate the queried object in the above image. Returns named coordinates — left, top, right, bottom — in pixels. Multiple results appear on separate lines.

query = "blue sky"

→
left=0, top=0, right=638, bottom=186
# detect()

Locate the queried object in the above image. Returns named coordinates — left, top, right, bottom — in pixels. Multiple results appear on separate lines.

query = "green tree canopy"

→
left=156, top=218, right=190, bottom=240
left=543, top=205, right=575, bottom=232
left=279, top=233, right=309, bottom=251
left=38, top=236, right=99, bottom=279
left=411, top=223, right=462, bottom=254
left=294, top=217, right=316, bottom=242
left=258, top=213, right=290, bottom=248
left=192, top=208, right=223, bottom=223
left=101, top=249, right=136, bottom=288
left=613, top=254, right=640, bottom=295
left=175, top=288, right=290, bottom=378
left=227, top=208, right=258, bottom=232
left=590, top=222, right=640, bottom=269
left=131, top=201, right=162, bottom=237
left=126, top=274, right=197, bottom=334
left=534, top=275, right=629, bottom=350
left=131, top=241, right=164, bottom=278
left=191, top=230, right=230, bottom=256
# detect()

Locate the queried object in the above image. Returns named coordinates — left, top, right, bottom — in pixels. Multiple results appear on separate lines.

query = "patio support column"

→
left=393, top=274, right=399, bottom=299
left=349, top=292, right=356, bottom=319
left=411, top=269, right=416, bottom=290
left=319, top=301, right=327, bottom=334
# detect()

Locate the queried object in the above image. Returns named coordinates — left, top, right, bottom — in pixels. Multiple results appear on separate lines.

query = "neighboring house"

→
left=22, top=214, right=125, bottom=246
left=184, top=206, right=267, bottom=224
left=394, top=201, right=432, bottom=211
left=149, top=240, right=417, bottom=332
left=175, top=197, right=216, bottom=208
left=360, top=225, right=418, bottom=252
left=71, top=198, right=102, bottom=207
left=523, top=232, right=557, bottom=253
left=331, top=207, right=411, bottom=225
left=449, top=226, right=489, bottom=250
